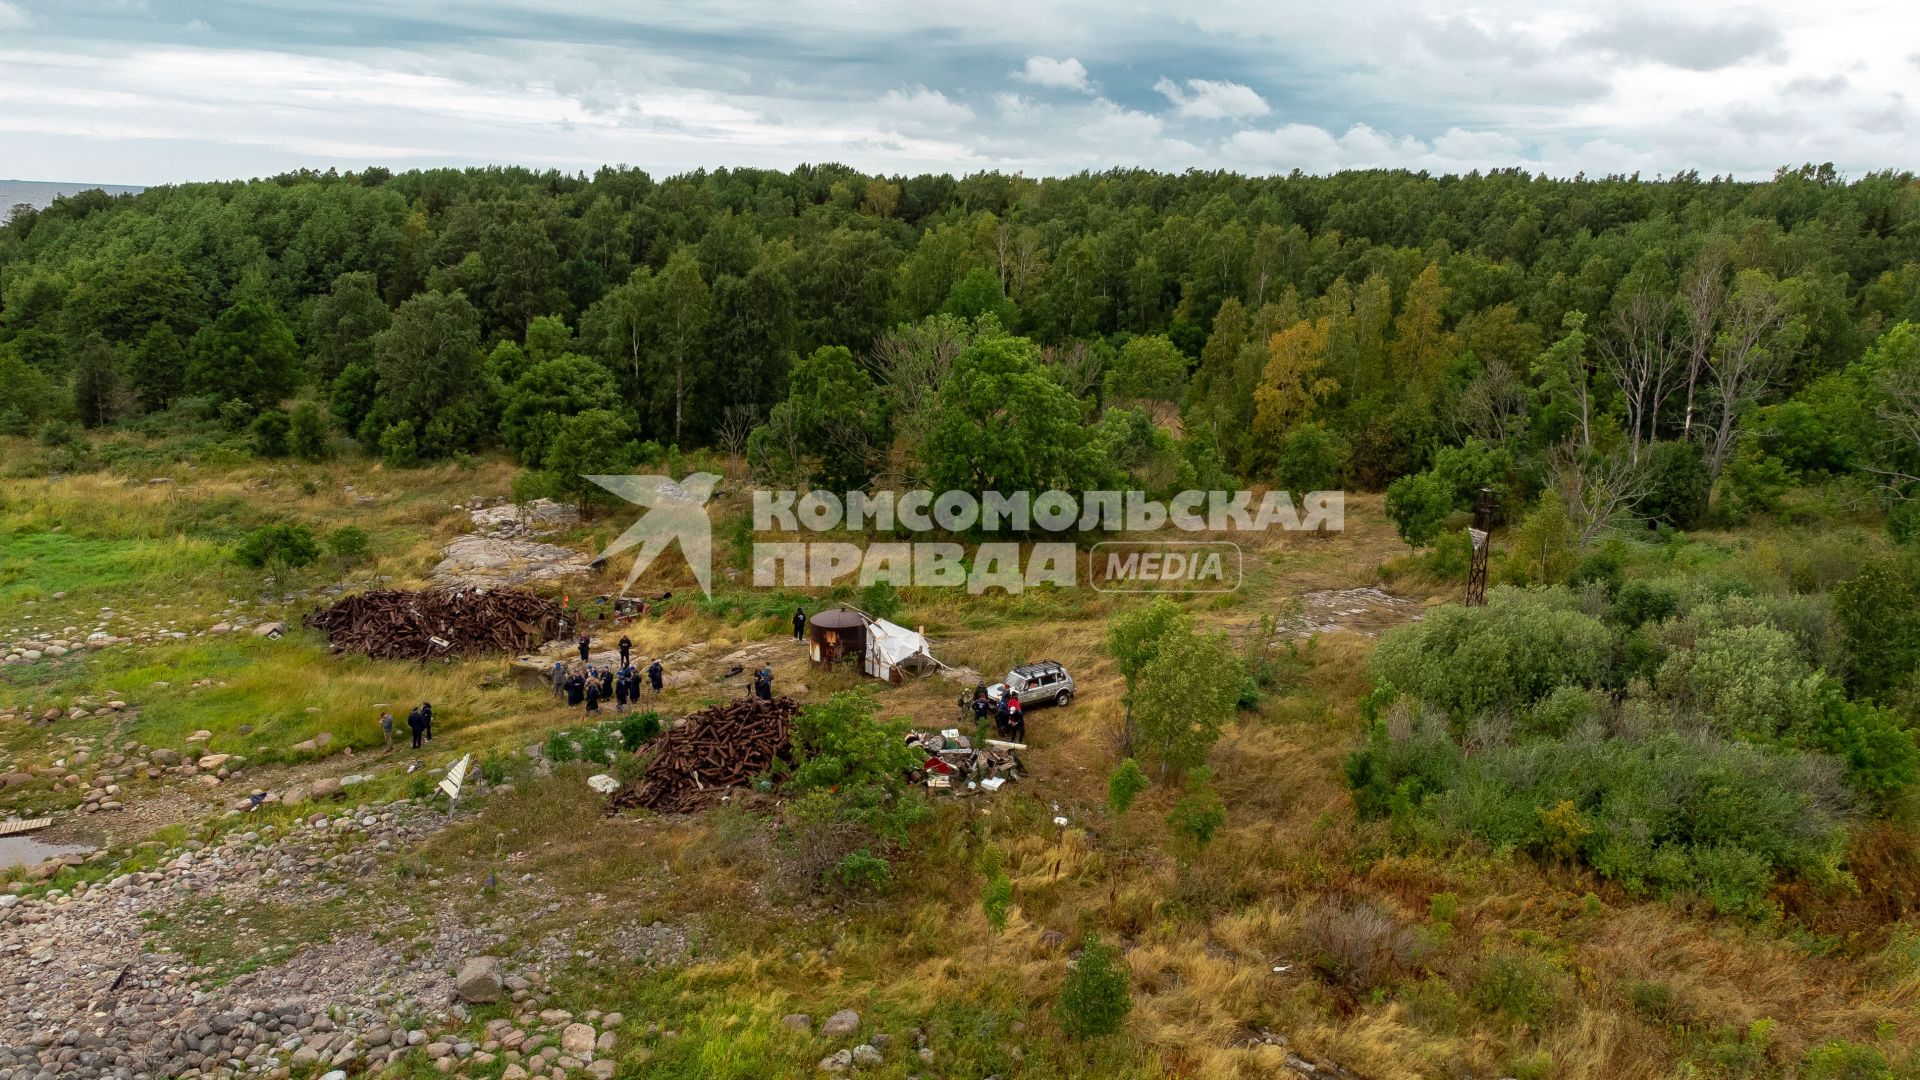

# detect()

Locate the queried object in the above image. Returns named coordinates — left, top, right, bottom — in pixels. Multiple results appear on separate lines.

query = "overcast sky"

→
left=1, top=0, right=1915, bottom=185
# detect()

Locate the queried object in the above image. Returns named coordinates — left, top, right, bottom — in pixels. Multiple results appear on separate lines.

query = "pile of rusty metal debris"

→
left=303, top=588, right=567, bottom=661
left=608, top=696, right=801, bottom=814
left=906, top=729, right=1025, bottom=793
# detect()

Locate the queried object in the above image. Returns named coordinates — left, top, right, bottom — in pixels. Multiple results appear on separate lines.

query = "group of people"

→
left=378, top=702, right=436, bottom=750
left=968, top=686, right=1025, bottom=742
left=552, top=654, right=662, bottom=714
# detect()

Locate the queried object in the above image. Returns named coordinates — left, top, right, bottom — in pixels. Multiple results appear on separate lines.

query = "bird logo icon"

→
left=586, top=473, right=722, bottom=597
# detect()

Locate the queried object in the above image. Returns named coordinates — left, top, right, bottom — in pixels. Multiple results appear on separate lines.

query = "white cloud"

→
left=877, top=86, right=973, bottom=127
left=0, top=1, right=33, bottom=30
left=1153, top=77, right=1269, bottom=119
left=1013, top=56, right=1090, bottom=91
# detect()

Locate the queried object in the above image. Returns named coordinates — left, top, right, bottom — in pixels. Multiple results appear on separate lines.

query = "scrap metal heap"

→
left=608, top=696, right=802, bottom=814
left=905, top=730, right=1024, bottom=793
left=302, top=588, right=566, bottom=661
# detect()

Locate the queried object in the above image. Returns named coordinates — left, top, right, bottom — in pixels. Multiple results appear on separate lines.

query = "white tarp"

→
left=865, top=617, right=937, bottom=682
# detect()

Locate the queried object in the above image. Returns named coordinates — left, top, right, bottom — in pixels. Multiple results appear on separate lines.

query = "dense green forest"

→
left=4, top=162, right=1918, bottom=507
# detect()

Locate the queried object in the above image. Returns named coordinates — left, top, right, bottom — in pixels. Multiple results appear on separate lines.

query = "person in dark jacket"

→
left=1003, top=693, right=1024, bottom=743
left=618, top=635, right=632, bottom=667
left=566, top=670, right=585, bottom=706
left=600, top=667, right=614, bottom=700
left=614, top=670, right=630, bottom=711
left=648, top=658, right=664, bottom=692
left=584, top=679, right=600, bottom=714
left=421, top=702, right=435, bottom=742
left=792, top=607, right=807, bottom=641
left=971, top=687, right=991, bottom=727
left=407, top=705, right=426, bottom=749
left=753, top=665, right=773, bottom=701
left=578, top=633, right=592, bottom=663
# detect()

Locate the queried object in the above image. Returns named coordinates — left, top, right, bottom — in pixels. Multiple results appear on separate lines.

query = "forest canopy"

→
left=3, top=162, right=1919, bottom=515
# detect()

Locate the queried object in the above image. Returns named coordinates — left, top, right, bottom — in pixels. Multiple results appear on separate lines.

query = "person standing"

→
left=792, top=607, right=807, bottom=641
left=379, top=711, right=395, bottom=753
left=614, top=669, right=630, bottom=712
left=407, top=705, right=425, bottom=750
left=550, top=659, right=567, bottom=701
left=753, top=665, right=773, bottom=701
left=648, top=657, right=664, bottom=693
left=578, top=633, right=592, bottom=664
left=584, top=677, right=601, bottom=714
left=600, top=667, right=614, bottom=700
left=567, top=669, right=585, bottom=707
left=420, top=701, right=434, bottom=742
left=618, top=634, right=632, bottom=668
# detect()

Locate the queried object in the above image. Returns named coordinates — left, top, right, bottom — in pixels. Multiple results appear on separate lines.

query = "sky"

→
left=0, top=0, right=1916, bottom=186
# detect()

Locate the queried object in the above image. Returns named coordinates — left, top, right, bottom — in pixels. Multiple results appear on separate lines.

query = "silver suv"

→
left=987, top=660, right=1075, bottom=707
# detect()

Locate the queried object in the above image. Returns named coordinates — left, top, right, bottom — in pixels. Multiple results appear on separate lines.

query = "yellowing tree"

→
left=1391, top=262, right=1455, bottom=381
left=1252, top=318, right=1339, bottom=443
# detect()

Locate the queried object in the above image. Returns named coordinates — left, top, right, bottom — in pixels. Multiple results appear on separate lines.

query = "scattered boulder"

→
left=253, top=621, right=288, bottom=638
left=820, top=1009, right=861, bottom=1038
left=851, top=1044, right=883, bottom=1066
left=455, top=956, right=505, bottom=1003
left=561, top=1023, right=596, bottom=1056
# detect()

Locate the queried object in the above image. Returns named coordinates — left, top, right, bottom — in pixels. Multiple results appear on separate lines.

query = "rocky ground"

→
left=0, top=796, right=687, bottom=1080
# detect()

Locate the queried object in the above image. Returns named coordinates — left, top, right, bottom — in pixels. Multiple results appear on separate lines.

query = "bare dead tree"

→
left=871, top=319, right=971, bottom=438
left=1549, top=442, right=1654, bottom=552
left=1700, top=271, right=1796, bottom=484
left=1010, top=226, right=1048, bottom=306
left=1459, top=357, right=1531, bottom=447
left=1866, top=361, right=1920, bottom=487
left=1042, top=339, right=1105, bottom=400
left=1604, top=288, right=1681, bottom=462
left=717, top=404, right=758, bottom=478
left=992, top=219, right=1014, bottom=295
left=1677, top=249, right=1729, bottom=438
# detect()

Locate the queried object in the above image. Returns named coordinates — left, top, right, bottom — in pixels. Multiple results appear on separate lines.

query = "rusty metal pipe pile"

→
left=609, top=696, right=802, bottom=814
left=302, top=588, right=565, bottom=661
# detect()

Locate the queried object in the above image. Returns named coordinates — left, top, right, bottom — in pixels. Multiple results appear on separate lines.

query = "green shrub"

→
left=249, top=410, right=291, bottom=456
left=1468, top=952, right=1567, bottom=1028
left=1107, top=758, right=1149, bottom=815
left=576, top=726, right=616, bottom=765
left=1641, top=439, right=1710, bottom=529
left=233, top=523, right=320, bottom=569
left=479, top=752, right=508, bottom=786
left=1369, top=588, right=1611, bottom=721
left=1056, top=934, right=1132, bottom=1039
left=1608, top=581, right=1679, bottom=629
left=288, top=401, right=329, bottom=461
left=1385, top=470, right=1453, bottom=551
left=1399, top=977, right=1462, bottom=1034
left=325, top=526, right=371, bottom=566
left=1835, top=557, right=1920, bottom=701
left=1801, top=1039, right=1895, bottom=1080
left=831, top=849, right=892, bottom=894
left=857, top=579, right=903, bottom=622
left=620, top=711, right=663, bottom=751
left=1889, top=501, right=1920, bottom=547
left=378, top=420, right=420, bottom=467
left=544, top=729, right=576, bottom=763
left=1166, top=783, right=1226, bottom=852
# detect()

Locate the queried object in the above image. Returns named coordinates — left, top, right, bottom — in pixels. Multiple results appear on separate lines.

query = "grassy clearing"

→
left=5, top=451, right=1919, bottom=1078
